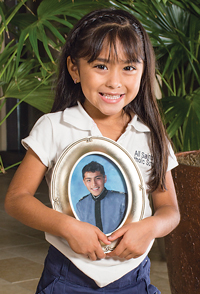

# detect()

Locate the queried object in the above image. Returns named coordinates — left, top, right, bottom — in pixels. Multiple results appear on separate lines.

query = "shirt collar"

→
left=63, top=102, right=150, bottom=133
left=63, top=102, right=94, bottom=130
left=129, top=114, right=150, bottom=132
left=91, top=188, right=108, bottom=201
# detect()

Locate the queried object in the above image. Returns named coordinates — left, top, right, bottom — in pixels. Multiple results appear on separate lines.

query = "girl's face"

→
left=68, top=40, right=144, bottom=119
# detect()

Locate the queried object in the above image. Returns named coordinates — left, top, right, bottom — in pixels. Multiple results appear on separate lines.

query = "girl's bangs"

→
left=79, top=25, right=145, bottom=63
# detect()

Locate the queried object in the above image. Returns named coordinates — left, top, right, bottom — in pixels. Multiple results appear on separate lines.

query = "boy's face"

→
left=83, top=171, right=107, bottom=197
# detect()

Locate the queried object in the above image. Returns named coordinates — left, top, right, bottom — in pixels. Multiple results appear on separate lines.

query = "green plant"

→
left=0, top=0, right=113, bottom=172
left=110, top=0, right=200, bottom=152
left=0, top=0, right=113, bottom=115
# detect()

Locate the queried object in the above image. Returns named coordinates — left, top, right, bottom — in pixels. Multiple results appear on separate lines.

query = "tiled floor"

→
left=0, top=169, right=171, bottom=294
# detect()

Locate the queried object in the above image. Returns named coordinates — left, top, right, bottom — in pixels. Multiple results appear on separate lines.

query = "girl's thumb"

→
left=108, top=227, right=125, bottom=241
left=98, top=231, right=111, bottom=245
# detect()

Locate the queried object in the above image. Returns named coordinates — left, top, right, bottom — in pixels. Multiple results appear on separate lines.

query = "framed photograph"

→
left=50, top=136, right=145, bottom=253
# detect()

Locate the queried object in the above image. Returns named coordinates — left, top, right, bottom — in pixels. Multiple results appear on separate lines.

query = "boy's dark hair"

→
left=52, top=8, right=169, bottom=193
left=82, top=161, right=105, bottom=179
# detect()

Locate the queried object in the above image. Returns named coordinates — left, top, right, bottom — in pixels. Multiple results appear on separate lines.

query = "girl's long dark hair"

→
left=51, top=8, right=169, bottom=193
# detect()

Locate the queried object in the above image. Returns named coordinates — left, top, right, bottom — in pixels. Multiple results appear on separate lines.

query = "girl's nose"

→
left=105, top=71, right=122, bottom=89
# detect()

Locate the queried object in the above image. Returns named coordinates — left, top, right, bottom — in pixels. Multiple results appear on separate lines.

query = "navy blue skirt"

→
left=36, top=246, right=160, bottom=294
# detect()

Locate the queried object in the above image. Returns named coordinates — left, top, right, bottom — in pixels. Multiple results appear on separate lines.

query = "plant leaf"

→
left=0, top=0, right=28, bottom=35
left=38, top=24, right=55, bottom=64
left=42, top=19, right=66, bottom=44
left=183, top=109, right=200, bottom=151
left=4, top=73, right=54, bottom=113
left=160, top=87, right=200, bottom=149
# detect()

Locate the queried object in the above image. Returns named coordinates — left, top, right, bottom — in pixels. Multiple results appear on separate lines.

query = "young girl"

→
left=5, top=8, right=180, bottom=294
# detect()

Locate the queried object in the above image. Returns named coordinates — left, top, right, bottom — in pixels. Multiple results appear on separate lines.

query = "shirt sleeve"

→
left=167, top=143, right=178, bottom=172
left=21, top=114, right=54, bottom=167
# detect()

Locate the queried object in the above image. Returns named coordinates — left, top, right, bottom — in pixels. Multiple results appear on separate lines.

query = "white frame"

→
left=50, top=136, right=146, bottom=252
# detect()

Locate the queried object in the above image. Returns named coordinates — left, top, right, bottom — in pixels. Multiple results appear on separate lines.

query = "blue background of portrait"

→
left=69, top=154, right=127, bottom=214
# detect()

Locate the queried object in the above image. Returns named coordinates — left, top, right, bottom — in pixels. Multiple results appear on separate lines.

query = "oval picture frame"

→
left=50, top=136, right=145, bottom=253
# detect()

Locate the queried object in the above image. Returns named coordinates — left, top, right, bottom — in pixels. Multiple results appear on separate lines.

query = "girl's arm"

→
left=5, top=148, right=110, bottom=261
left=107, top=170, right=180, bottom=259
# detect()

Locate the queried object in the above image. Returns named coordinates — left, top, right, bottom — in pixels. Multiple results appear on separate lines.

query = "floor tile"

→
left=0, top=211, right=45, bottom=240
left=0, top=257, right=43, bottom=283
left=0, top=228, right=44, bottom=249
left=0, top=283, right=34, bottom=294
left=0, top=277, right=10, bottom=286
left=15, top=278, right=40, bottom=292
left=0, top=248, right=18, bottom=260
left=151, top=260, right=169, bottom=278
left=149, top=240, right=171, bottom=293
left=150, top=272, right=171, bottom=294
left=3, top=242, right=49, bottom=264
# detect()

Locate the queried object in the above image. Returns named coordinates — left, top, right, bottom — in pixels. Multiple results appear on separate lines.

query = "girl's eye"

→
left=94, top=64, right=107, bottom=70
left=123, top=65, right=136, bottom=71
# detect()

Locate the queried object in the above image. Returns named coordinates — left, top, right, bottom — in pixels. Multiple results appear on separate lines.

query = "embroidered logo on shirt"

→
left=134, top=151, right=154, bottom=167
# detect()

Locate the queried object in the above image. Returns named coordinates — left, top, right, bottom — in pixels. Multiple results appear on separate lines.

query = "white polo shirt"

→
left=22, top=102, right=178, bottom=287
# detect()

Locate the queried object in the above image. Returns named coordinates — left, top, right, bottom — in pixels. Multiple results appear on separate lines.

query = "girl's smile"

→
left=99, top=93, right=124, bottom=103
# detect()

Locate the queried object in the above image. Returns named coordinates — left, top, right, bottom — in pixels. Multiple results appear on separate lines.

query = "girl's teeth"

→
left=102, top=94, right=121, bottom=99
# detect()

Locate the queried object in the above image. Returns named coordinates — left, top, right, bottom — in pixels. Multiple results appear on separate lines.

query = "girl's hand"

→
left=107, top=170, right=180, bottom=260
left=63, top=217, right=111, bottom=261
left=106, top=218, right=154, bottom=260
left=4, top=148, right=110, bottom=262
